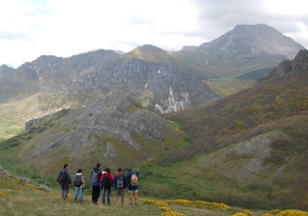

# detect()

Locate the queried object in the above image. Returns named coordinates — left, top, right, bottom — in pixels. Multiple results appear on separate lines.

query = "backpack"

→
left=74, top=174, right=82, bottom=187
left=100, top=173, right=112, bottom=189
left=58, top=170, right=67, bottom=184
left=116, top=175, right=125, bottom=188
left=130, top=174, right=138, bottom=186
left=91, top=170, right=100, bottom=184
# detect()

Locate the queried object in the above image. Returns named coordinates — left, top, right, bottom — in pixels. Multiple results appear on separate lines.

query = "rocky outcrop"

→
left=23, top=95, right=183, bottom=169
left=0, top=166, right=55, bottom=192
left=198, top=131, right=291, bottom=181
left=0, top=47, right=218, bottom=114
left=257, top=49, right=308, bottom=83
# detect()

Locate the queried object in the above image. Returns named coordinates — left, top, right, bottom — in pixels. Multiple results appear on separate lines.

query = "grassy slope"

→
left=161, top=72, right=308, bottom=210
left=205, top=77, right=255, bottom=96
left=0, top=168, right=287, bottom=216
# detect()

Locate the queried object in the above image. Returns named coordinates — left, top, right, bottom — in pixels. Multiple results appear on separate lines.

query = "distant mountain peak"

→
left=0, top=64, right=14, bottom=75
left=124, top=44, right=182, bottom=63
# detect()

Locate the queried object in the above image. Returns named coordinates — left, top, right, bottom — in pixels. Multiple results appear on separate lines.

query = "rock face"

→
left=0, top=46, right=218, bottom=114
left=174, top=24, right=305, bottom=77
left=257, top=49, right=308, bottom=83
left=22, top=95, right=183, bottom=172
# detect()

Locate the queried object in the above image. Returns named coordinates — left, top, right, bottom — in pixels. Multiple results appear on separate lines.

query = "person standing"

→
left=113, top=166, right=127, bottom=205
left=57, top=163, right=72, bottom=201
left=73, top=168, right=85, bottom=203
left=126, top=168, right=140, bottom=206
left=91, top=163, right=102, bottom=204
left=100, top=167, right=114, bottom=205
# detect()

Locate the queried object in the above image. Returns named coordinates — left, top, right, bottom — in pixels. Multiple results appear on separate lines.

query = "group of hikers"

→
left=56, top=163, right=140, bottom=206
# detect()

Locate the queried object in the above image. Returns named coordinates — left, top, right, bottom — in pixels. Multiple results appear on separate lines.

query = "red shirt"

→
left=99, top=172, right=114, bottom=182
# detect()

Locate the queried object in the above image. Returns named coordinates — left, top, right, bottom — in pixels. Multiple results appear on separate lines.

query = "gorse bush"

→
left=143, top=199, right=156, bottom=204
left=0, top=190, right=6, bottom=197
left=155, top=202, right=168, bottom=206
left=232, top=213, right=248, bottom=216
left=194, top=200, right=230, bottom=210
left=159, top=206, right=171, bottom=211
left=160, top=211, right=186, bottom=216
left=276, top=210, right=308, bottom=216
left=172, top=199, right=192, bottom=206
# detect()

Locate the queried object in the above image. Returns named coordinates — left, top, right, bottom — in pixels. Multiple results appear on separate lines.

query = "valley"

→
left=1, top=23, right=308, bottom=215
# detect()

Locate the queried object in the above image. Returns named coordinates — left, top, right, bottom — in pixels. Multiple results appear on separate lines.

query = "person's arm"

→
left=67, top=172, right=72, bottom=184
left=110, top=174, right=114, bottom=181
left=124, top=175, right=128, bottom=188
left=112, top=176, right=117, bottom=189
left=135, top=169, right=139, bottom=178
left=98, top=171, right=102, bottom=182
left=82, top=176, right=86, bottom=187
left=57, top=171, right=60, bottom=183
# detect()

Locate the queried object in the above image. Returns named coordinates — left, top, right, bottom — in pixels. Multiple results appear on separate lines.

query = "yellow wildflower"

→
left=155, top=202, right=168, bottom=206
left=143, top=199, right=156, bottom=204
left=277, top=210, right=308, bottom=216
left=232, top=213, right=248, bottom=216
left=160, top=206, right=171, bottom=211
left=160, top=211, right=186, bottom=216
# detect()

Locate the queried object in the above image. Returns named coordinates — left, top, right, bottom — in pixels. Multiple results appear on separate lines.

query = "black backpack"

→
left=74, top=174, right=82, bottom=187
left=58, top=170, right=67, bottom=184
left=100, top=173, right=112, bottom=189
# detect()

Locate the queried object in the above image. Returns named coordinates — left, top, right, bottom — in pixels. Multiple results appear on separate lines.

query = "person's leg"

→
left=94, top=186, right=100, bottom=203
left=120, top=188, right=125, bottom=205
left=74, top=187, right=79, bottom=201
left=107, top=188, right=111, bottom=205
left=102, top=188, right=106, bottom=204
left=129, top=191, right=133, bottom=205
left=79, top=188, right=83, bottom=203
left=64, top=185, right=69, bottom=200
left=115, top=189, right=120, bottom=205
left=97, top=186, right=101, bottom=202
left=134, top=192, right=138, bottom=206
left=61, top=185, right=64, bottom=200
left=92, top=186, right=95, bottom=203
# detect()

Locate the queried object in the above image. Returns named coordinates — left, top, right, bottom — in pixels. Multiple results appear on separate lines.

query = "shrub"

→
left=146, top=185, right=172, bottom=197
left=172, top=199, right=191, bottom=206
left=232, top=213, right=248, bottom=216
left=159, top=207, right=171, bottom=211
left=57, top=194, right=73, bottom=200
left=143, top=199, right=156, bottom=204
left=248, top=181, right=273, bottom=191
left=155, top=202, right=168, bottom=207
left=160, top=211, right=185, bottom=216
left=0, top=190, right=6, bottom=197
left=277, top=210, right=308, bottom=216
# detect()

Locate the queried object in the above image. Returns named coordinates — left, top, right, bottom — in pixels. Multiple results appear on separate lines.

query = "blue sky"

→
left=0, top=0, right=307, bottom=67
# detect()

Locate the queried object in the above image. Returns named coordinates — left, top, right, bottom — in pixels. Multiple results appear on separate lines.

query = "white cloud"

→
left=0, top=0, right=307, bottom=67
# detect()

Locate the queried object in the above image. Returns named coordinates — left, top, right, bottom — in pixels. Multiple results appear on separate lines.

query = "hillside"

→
left=162, top=49, right=308, bottom=210
left=1, top=162, right=306, bottom=216
left=0, top=95, right=185, bottom=178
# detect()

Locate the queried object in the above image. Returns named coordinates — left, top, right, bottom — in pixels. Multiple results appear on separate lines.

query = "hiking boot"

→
left=135, top=203, right=138, bottom=206
left=130, top=203, right=133, bottom=206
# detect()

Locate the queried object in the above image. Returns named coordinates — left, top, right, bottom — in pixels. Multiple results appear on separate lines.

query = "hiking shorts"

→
left=128, top=189, right=138, bottom=194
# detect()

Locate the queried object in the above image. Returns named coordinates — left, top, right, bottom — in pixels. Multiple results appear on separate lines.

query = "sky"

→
left=0, top=0, right=308, bottom=68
